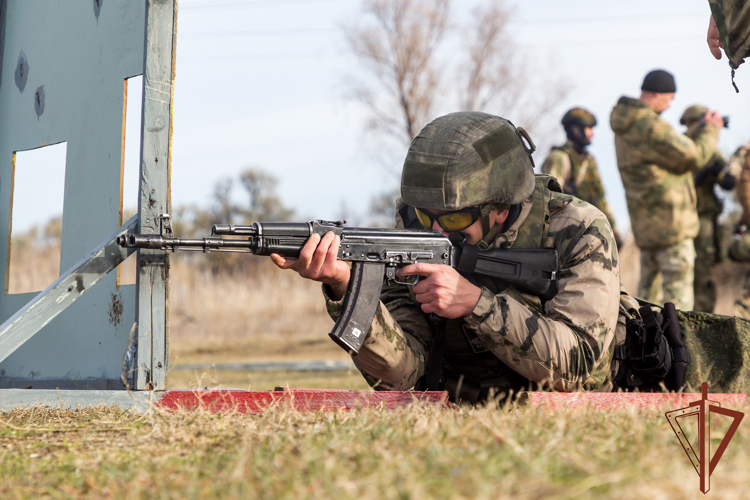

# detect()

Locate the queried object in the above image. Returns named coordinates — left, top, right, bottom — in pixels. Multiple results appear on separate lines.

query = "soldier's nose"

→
left=432, top=220, right=449, bottom=236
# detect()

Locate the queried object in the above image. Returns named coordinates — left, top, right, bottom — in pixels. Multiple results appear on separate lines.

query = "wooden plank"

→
left=134, top=0, right=177, bottom=391
left=0, top=216, right=138, bottom=364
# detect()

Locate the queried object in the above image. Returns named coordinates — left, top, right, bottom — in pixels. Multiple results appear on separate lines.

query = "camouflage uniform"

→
left=610, top=96, right=720, bottom=310
left=542, top=141, right=618, bottom=235
left=681, top=106, right=738, bottom=312
left=729, top=144, right=750, bottom=319
left=708, top=0, right=750, bottom=70
left=324, top=112, right=621, bottom=397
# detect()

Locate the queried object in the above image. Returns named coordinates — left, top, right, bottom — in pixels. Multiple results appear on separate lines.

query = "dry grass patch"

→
left=168, top=369, right=369, bottom=391
left=167, top=259, right=341, bottom=365
left=1, top=402, right=749, bottom=499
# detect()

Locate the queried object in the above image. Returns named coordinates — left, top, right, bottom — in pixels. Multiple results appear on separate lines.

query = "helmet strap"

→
left=477, top=204, right=505, bottom=250
left=480, top=204, right=493, bottom=236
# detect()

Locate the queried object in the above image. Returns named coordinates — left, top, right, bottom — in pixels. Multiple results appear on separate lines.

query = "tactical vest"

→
left=551, top=145, right=590, bottom=197
left=440, top=175, right=571, bottom=402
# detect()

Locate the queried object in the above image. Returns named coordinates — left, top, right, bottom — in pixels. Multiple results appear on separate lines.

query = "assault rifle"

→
left=117, top=215, right=559, bottom=354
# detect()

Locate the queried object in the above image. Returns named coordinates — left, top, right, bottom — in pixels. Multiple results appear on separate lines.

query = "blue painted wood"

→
left=0, top=1, right=148, bottom=385
left=0, top=216, right=138, bottom=365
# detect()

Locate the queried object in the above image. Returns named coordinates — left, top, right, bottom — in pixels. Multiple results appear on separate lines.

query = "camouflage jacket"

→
left=541, top=141, right=617, bottom=231
left=323, top=176, right=621, bottom=392
left=732, top=144, right=750, bottom=224
left=708, top=0, right=750, bottom=69
left=685, top=123, right=736, bottom=217
left=610, top=96, right=720, bottom=249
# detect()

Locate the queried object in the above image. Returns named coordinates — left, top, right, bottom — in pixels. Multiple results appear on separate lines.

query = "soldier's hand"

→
left=704, top=110, right=724, bottom=128
left=708, top=15, right=723, bottom=60
left=270, top=232, right=350, bottom=300
left=398, top=263, right=482, bottom=319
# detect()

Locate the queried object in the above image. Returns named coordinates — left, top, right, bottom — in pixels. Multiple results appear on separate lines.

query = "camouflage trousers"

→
left=693, top=215, right=719, bottom=313
left=638, top=238, right=695, bottom=311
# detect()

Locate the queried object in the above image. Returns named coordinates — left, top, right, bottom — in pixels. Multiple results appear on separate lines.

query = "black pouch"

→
left=615, top=305, right=673, bottom=389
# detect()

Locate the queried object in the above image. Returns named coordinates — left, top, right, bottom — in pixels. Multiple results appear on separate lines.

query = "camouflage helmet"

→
left=680, top=104, right=709, bottom=125
left=561, top=108, right=597, bottom=128
left=400, top=112, right=536, bottom=211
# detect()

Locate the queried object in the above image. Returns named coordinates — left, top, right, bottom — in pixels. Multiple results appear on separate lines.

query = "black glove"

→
left=694, top=159, right=726, bottom=186
left=719, top=173, right=738, bottom=190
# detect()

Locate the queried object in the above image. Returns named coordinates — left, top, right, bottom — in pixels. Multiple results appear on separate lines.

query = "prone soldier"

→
left=610, top=69, right=723, bottom=311
left=680, top=105, right=738, bottom=313
left=272, top=112, right=622, bottom=401
left=542, top=108, right=621, bottom=248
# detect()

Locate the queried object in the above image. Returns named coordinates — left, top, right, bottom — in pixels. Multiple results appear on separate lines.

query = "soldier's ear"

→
left=494, top=208, right=510, bottom=226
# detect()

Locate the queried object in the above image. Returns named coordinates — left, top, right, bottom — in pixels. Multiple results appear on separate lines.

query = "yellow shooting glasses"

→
left=413, top=206, right=482, bottom=232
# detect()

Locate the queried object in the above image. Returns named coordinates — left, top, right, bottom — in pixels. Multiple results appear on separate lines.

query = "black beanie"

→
left=641, top=69, right=677, bottom=93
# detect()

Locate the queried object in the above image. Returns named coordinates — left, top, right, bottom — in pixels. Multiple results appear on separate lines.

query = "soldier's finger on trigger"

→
left=396, top=264, right=417, bottom=277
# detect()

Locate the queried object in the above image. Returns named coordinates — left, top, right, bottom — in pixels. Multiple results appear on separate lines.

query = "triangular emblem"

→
left=665, top=383, right=744, bottom=494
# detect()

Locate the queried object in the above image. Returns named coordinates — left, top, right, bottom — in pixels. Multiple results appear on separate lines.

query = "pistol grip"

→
left=329, top=262, right=385, bottom=354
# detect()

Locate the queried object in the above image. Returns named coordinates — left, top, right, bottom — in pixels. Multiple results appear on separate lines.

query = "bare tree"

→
left=461, top=1, right=517, bottom=112
left=239, top=168, right=294, bottom=222
left=345, top=0, right=450, bottom=145
left=346, top=0, right=571, bottom=150
left=212, top=178, right=239, bottom=224
left=346, top=0, right=572, bottom=218
left=459, top=1, right=571, bottom=138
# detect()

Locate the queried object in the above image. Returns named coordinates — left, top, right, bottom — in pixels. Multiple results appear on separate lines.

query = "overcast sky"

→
left=12, top=0, right=750, bottom=235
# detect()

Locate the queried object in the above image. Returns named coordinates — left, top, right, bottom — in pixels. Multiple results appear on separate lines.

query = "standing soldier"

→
left=680, top=105, right=738, bottom=312
left=610, top=69, right=723, bottom=311
left=542, top=108, right=622, bottom=248
left=727, top=144, right=750, bottom=319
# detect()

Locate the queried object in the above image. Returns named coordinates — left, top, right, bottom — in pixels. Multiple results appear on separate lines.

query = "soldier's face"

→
left=653, top=93, right=675, bottom=113
left=425, top=208, right=510, bottom=245
left=584, top=127, right=594, bottom=142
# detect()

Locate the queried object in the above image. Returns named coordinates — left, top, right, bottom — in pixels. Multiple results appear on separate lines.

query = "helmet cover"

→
left=400, top=112, right=536, bottom=210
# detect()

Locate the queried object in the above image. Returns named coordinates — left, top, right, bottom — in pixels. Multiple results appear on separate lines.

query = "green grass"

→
left=1, top=401, right=749, bottom=499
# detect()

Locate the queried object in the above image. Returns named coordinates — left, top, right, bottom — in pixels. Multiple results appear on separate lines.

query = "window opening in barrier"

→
left=118, top=75, right=143, bottom=287
left=6, top=142, right=68, bottom=294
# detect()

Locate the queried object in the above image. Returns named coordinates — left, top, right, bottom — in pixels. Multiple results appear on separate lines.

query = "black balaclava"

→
left=564, top=123, right=590, bottom=153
